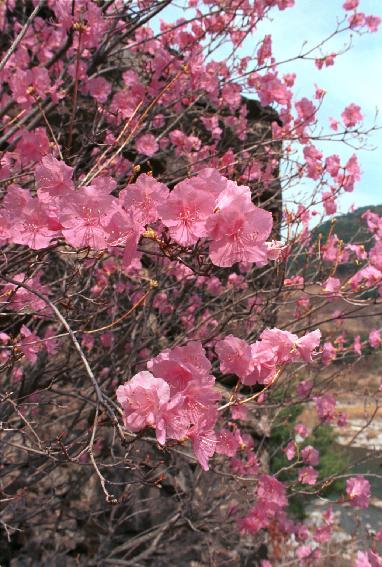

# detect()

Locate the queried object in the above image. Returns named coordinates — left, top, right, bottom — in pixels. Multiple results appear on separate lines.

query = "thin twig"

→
left=0, top=0, right=45, bottom=73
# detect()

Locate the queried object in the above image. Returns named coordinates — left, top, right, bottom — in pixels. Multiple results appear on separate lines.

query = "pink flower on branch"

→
left=369, top=329, right=381, bottom=349
left=298, top=466, right=318, bottom=485
left=206, top=186, right=273, bottom=267
left=120, top=173, right=169, bottom=225
left=58, top=184, right=117, bottom=249
left=341, top=103, right=363, bottom=128
left=346, top=476, right=371, bottom=509
left=116, top=371, right=187, bottom=445
left=10, top=199, right=61, bottom=250
left=135, top=134, right=159, bottom=156
left=35, top=155, right=74, bottom=201
left=215, top=334, right=253, bottom=379
left=158, top=180, right=213, bottom=246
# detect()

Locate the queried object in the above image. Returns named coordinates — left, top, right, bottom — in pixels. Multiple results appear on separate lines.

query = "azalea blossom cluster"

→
left=117, top=328, right=321, bottom=470
left=0, top=156, right=278, bottom=268
left=215, top=327, right=321, bottom=385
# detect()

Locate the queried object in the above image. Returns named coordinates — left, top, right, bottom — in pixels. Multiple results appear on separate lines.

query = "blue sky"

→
left=255, top=0, right=382, bottom=214
left=153, top=1, right=382, bottom=214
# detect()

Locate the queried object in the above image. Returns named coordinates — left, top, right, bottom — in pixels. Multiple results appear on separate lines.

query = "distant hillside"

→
left=289, top=205, right=382, bottom=277
left=313, top=204, right=382, bottom=247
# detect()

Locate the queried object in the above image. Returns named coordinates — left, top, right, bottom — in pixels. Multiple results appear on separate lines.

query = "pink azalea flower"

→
left=295, top=97, right=316, bottom=124
left=265, top=240, right=286, bottom=261
left=284, top=440, right=296, bottom=461
left=10, top=199, right=61, bottom=250
left=343, top=0, right=358, bottom=9
left=221, top=82, right=241, bottom=109
left=117, top=371, right=187, bottom=444
left=207, top=195, right=273, bottom=267
left=296, top=545, right=314, bottom=561
left=43, top=326, right=59, bottom=355
left=117, top=371, right=170, bottom=431
left=181, top=376, right=220, bottom=424
left=295, top=523, right=309, bottom=541
left=257, top=34, right=272, bottom=65
left=346, top=476, right=371, bottom=508
left=58, top=185, right=117, bottom=249
left=297, top=379, right=313, bottom=398
left=3, top=185, right=33, bottom=215
left=347, top=243, right=368, bottom=261
left=369, top=241, right=382, bottom=271
left=316, top=55, right=336, bottom=70
left=295, top=423, right=308, bottom=439
left=337, top=412, right=348, bottom=427
left=9, top=67, right=52, bottom=106
left=315, top=394, right=336, bottom=423
left=124, top=342, right=221, bottom=470
left=15, top=128, right=50, bottom=164
left=260, top=327, right=297, bottom=363
left=295, top=329, right=321, bottom=362
left=120, top=174, right=169, bottom=225
left=355, top=550, right=380, bottom=567
left=200, top=116, right=222, bottom=140
left=156, top=397, right=189, bottom=445
left=304, top=144, right=323, bottom=180
left=353, top=335, right=362, bottom=356
left=241, top=487, right=283, bottom=533
left=189, top=167, right=227, bottom=198
left=257, top=474, right=288, bottom=511
left=19, top=325, right=41, bottom=364
left=104, top=208, right=143, bottom=268
left=298, top=466, right=318, bottom=485
left=3, top=272, right=49, bottom=314
left=230, top=403, right=248, bottom=420
left=301, top=445, right=320, bottom=466
left=35, top=155, right=74, bottom=201
left=323, top=506, right=334, bottom=525
left=0, top=332, right=10, bottom=344
left=341, top=103, right=363, bottom=128
left=187, top=417, right=217, bottom=471
left=239, top=504, right=271, bottom=534
left=325, top=154, right=341, bottom=177
left=323, top=276, right=341, bottom=297
left=348, top=11, right=366, bottom=29
left=169, top=129, right=201, bottom=155
left=366, top=15, right=381, bottom=33
left=350, top=266, right=382, bottom=291
left=156, top=355, right=200, bottom=400
left=215, top=334, right=253, bottom=379
left=147, top=341, right=220, bottom=457
left=243, top=340, right=277, bottom=385
left=341, top=153, right=361, bottom=192
left=158, top=180, right=212, bottom=246
left=322, top=191, right=337, bottom=215
left=248, top=71, right=292, bottom=106
left=322, top=341, right=337, bottom=366
left=148, top=341, right=212, bottom=394
left=216, top=429, right=240, bottom=457
left=369, top=550, right=382, bottom=567
left=135, top=133, right=159, bottom=156
left=314, top=525, right=332, bottom=544
left=85, top=76, right=112, bottom=103
left=369, top=329, right=381, bottom=349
